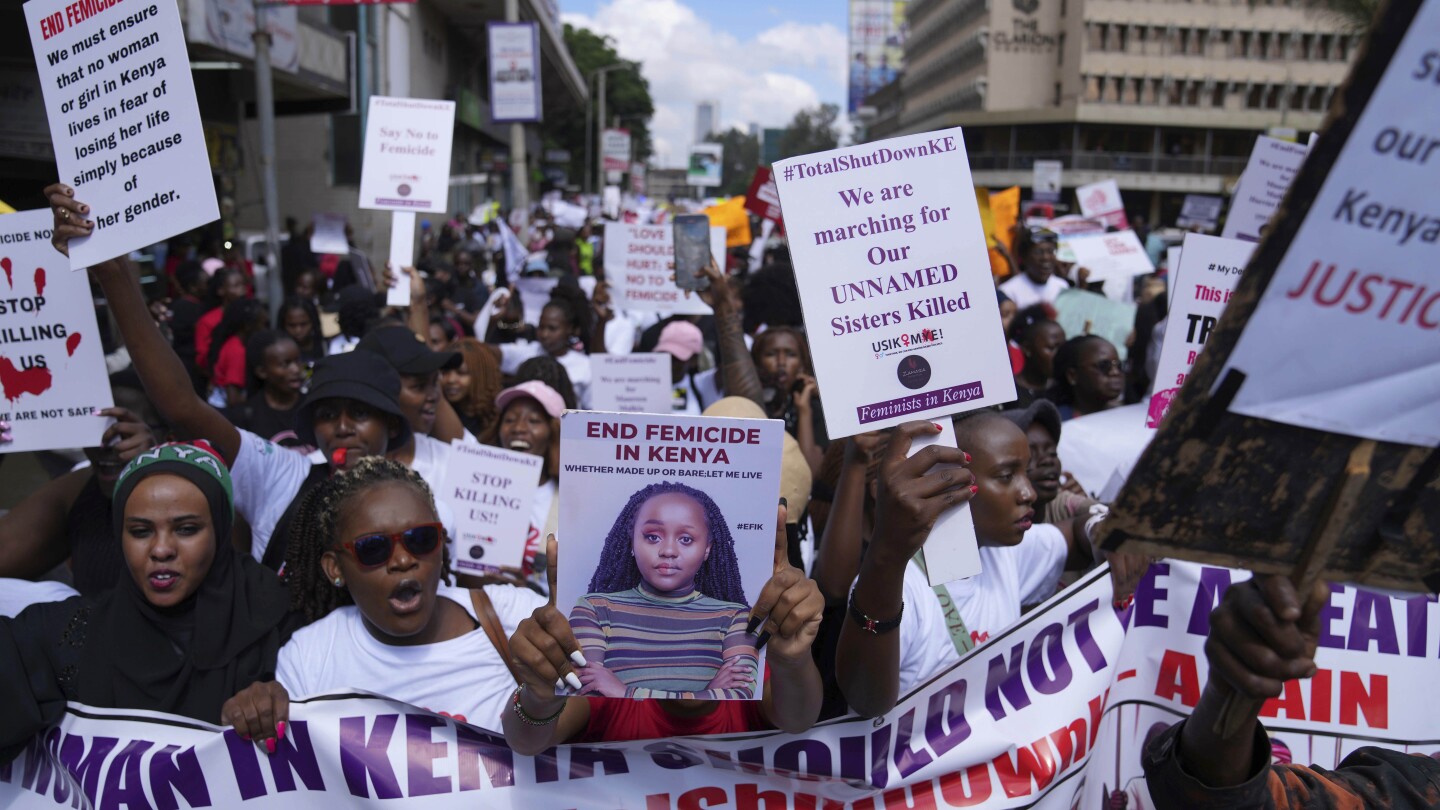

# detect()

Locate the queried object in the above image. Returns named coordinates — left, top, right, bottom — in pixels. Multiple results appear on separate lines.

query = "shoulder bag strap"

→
left=470, top=587, right=521, bottom=684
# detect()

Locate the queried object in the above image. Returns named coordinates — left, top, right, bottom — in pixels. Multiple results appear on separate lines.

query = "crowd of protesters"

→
left=0, top=181, right=1433, bottom=809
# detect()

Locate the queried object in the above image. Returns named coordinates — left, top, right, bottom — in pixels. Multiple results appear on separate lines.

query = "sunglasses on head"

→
left=333, top=522, right=444, bottom=568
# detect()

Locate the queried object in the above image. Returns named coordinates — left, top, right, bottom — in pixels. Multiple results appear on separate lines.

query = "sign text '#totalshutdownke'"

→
left=2, top=562, right=1434, bottom=808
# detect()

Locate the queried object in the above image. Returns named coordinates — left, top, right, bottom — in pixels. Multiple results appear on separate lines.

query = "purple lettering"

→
left=1028, top=623, right=1073, bottom=695
left=456, top=724, right=514, bottom=790
left=773, top=739, right=833, bottom=779
left=99, top=740, right=151, bottom=810
left=984, top=642, right=1032, bottom=721
left=57, top=734, right=117, bottom=805
left=1068, top=600, right=1109, bottom=672
left=1318, top=584, right=1347, bottom=649
left=923, top=677, right=971, bottom=757
left=868, top=721, right=892, bottom=789
left=1405, top=595, right=1434, bottom=658
left=406, top=715, right=451, bottom=797
left=1347, top=590, right=1400, bottom=654
left=1133, top=563, right=1170, bottom=628
left=338, top=714, right=401, bottom=799
left=644, top=741, right=704, bottom=770
left=267, top=721, right=323, bottom=794
left=222, top=732, right=266, bottom=801
left=890, top=708, right=932, bottom=778
left=148, top=745, right=211, bottom=810
left=1186, top=567, right=1234, bottom=636
left=568, top=746, right=630, bottom=779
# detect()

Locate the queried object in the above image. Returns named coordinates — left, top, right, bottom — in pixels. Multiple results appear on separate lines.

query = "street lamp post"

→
left=589, top=62, right=635, bottom=195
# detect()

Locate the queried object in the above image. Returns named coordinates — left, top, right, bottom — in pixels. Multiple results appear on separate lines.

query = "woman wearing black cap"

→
left=47, top=184, right=413, bottom=570
left=0, top=442, right=298, bottom=762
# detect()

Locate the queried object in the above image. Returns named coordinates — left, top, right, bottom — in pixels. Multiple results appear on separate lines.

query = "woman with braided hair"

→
left=223, top=456, right=545, bottom=739
left=567, top=482, right=755, bottom=700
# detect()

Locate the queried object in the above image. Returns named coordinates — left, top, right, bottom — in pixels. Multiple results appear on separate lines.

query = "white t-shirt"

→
left=497, top=342, right=593, bottom=409
left=998, top=274, right=1070, bottom=309
left=275, top=583, right=544, bottom=731
left=0, top=579, right=79, bottom=618
left=896, top=524, right=1069, bottom=694
left=230, top=428, right=320, bottom=562
left=409, top=433, right=451, bottom=493
left=328, top=334, right=360, bottom=355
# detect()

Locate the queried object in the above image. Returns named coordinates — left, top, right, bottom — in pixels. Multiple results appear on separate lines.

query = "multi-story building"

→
left=865, top=0, right=1362, bottom=223
left=695, top=101, right=719, bottom=142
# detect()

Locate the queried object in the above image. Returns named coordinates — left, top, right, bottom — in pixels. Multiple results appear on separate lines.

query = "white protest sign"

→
left=26, top=0, right=219, bottom=269
left=1223, top=0, right=1440, bottom=447
left=591, top=353, right=672, bottom=414
left=773, top=129, right=1015, bottom=438
left=601, top=222, right=721, bottom=315
left=601, top=128, right=630, bottom=173
left=911, top=426, right=981, bottom=585
left=512, top=274, right=558, bottom=327
left=358, top=96, right=455, bottom=214
left=1032, top=159, right=1062, bottom=202
left=1063, top=229, right=1153, bottom=301
left=1177, top=194, right=1223, bottom=231
left=1145, top=234, right=1253, bottom=429
left=0, top=209, right=113, bottom=452
left=1076, top=179, right=1128, bottom=229
left=557, top=410, right=782, bottom=700
left=385, top=211, right=416, bottom=307
left=309, top=213, right=348, bottom=255
left=1221, top=135, right=1309, bottom=242
left=1166, top=245, right=1182, bottom=306
left=440, top=440, right=542, bottom=575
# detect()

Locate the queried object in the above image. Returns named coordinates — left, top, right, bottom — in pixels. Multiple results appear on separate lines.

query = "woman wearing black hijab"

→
left=0, top=441, right=298, bottom=762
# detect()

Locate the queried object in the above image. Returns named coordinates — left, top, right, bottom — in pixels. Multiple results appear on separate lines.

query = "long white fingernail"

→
left=568, top=650, right=587, bottom=668
left=554, top=678, right=567, bottom=692
left=564, top=672, right=583, bottom=691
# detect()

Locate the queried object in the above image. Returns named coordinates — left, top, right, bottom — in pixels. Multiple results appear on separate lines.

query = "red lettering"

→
left=1154, top=650, right=1200, bottom=707
left=1260, top=678, right=1307, bottom=721
left=736, top=782, right=787, bottom=810
left=992, top=737, right=1056, bottom=798
left=937, top=764, right=993, bottom=806
left=1339, top=672, right=1388, bottom=728
left=881, top=779, right=937, bottom=809
left=1048, top=717, right=1088, bottom=770
left=677, top=786, right=729, bottom=810
left=1310, top=668, right=1332, bottom=723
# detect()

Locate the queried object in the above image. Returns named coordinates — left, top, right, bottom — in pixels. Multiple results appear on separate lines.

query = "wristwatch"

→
left=848, top=592, right=903, bottom=634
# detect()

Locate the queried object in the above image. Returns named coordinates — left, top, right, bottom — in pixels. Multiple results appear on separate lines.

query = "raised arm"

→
left=698, top=260, right=763, bottom=406
left=0, top=469, right=90, bottom=579
left=754, top=502, right=824, bottom=733
left=47, top=184, right=241, bottom=462
left=811, top=433, right=885, bottom=604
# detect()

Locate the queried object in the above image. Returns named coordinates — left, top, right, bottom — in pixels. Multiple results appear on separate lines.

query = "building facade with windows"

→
left=865, top=0, right=1361, bottom=223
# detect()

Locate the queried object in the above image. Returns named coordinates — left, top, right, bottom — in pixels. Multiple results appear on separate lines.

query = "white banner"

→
left=4, top=563, right=1433, bottom=808
left=602, top=223, right=720, bottom=316
left=773, top=128, right=1016, bottom=438
left=0, top=209, right=113, bottom=453
left=602, top=129, right=632, bottom=174
left=486, top=22, right=541, bottom=123
left=1146, top=234, right=1253, bottom=428
left=359, top=97, right=456, bottom=213
left=26, top=0, right=220, bottom=268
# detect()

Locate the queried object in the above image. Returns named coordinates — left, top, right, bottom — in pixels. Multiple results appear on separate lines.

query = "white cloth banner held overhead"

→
left=3, top=562, right=1433, bottom=809
left=773, top=127, right=1016, bottom=438
left=358, top=97, right=456, bottom=214
left=1146, top=234, right=1254, bottom=429
left=602, top=223, right=721, bottom=316
left=386, top=211, right=417, bottom=307
left=1224, top=0, right=1440, bottom=448
left=25, top=0, right=219, bottom=268
left=1221, top=136, right=1309, bottom=243
left=0, top=209, right=113, bottom=453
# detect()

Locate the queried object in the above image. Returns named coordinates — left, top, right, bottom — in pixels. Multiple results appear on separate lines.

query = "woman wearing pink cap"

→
left=481, top=380, right=565, bottom=593
left=654, top=321, right=707, bottom=415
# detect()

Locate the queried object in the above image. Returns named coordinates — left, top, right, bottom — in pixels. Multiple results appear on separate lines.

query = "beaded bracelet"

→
left=510, top=685, right=566, bottom=726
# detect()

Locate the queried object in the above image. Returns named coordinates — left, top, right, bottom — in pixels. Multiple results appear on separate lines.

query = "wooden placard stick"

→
left=1212, top=439, right=1376, bottom=739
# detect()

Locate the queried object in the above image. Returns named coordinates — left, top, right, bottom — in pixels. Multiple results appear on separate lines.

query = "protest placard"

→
left=5, top=562, right=1432, bottom=810
left=0, top=209, right=113, bottom=452
left=25, top=0, right=219, bottom=269
left=309, top=213, right=348, bottom=255
left=439, top=440, right=543, bottom=575
left=1032, top=159, right=1062, bottom=202
left=1145, top=234, right=1253, bottom=428
left=601, top=128, right=630, bottom=173
left=1221, top=135, right=1309, bottom=242
left=486, top=22, right=540, bottom=123
left=512, top=274, right=558, bottom=327
left=1098, top=0, right=1439, bottom=593
left=1062, top=230, right=1151, bottom=283
left=744, top=166, right=782, bottom=222
left=591, top=353, right=671, bottom=414
left=1177, top=194, right=1223, bottom=231
left=1076, top=179, right=1128, bottom=229
left=557, top=410, right=782, bottom=700
left=1053, top=289, right=1137, bottom=363
left=772, top=128, right=1016, bottom=438
left=358, top=97, right=455, bottom=213
left=601, top=222, right=723, bottom=315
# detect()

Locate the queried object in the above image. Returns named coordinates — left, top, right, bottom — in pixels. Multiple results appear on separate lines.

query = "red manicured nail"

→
left=964, top=452, right=972, bottom=463
left=265, top=738, right=276, bottom=754
left=240, top=733, right=250, bottom=741
left=933, top=423, right=943, bottom=431
left=969, top=485, right=978, bottom=494
left=276, top=721, right=287, bottom=740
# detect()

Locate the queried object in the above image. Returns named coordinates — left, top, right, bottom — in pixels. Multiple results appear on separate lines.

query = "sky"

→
left=560, top=0, right=850, bottom=168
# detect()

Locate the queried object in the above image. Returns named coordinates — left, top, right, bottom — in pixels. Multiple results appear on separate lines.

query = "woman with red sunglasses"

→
left=222, top=457, right=545, bottom=746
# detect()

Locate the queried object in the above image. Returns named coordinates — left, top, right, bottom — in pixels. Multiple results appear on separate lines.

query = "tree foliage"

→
left=709, top=127, right=760, bottom=196
left=777, top=103, right=840, bottom=161
left=548, top=24, right=656, bottom=189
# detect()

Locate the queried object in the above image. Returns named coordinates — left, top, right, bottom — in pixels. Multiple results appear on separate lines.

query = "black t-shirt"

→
left=225, top=394, right=311, bottom=452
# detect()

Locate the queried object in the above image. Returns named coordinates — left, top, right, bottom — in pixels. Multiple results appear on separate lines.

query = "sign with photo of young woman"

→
left=556, top=410, right=783, bottom=700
